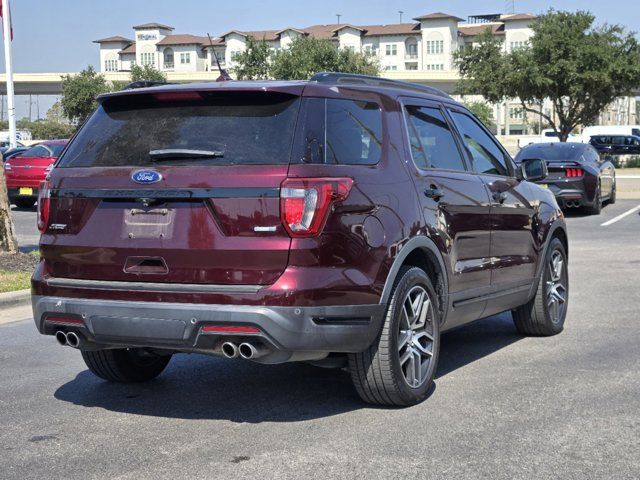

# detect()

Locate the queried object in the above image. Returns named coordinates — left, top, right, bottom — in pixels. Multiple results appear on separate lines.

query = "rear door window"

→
left=404, top=105, right=467, bottom=171
left=57, top=91, right=301, bottom=167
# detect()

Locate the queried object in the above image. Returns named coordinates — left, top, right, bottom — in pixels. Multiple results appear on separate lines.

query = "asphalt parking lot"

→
left=1, top=200, right=639, bottom=479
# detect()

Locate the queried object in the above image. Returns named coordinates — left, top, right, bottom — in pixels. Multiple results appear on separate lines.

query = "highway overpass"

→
left=0, top=70, right=461, bottom=96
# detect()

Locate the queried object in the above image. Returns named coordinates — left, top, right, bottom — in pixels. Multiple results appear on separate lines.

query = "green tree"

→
left=45, top=101, right=68, bottom=124
left=130, top=64, right=167, bottom=83
left=455, top=10, right=640, bottom=141
left=464, top=101, right=495, bottom=130
left=270, top=37, right=379, bottom=80
left=232, top=36, right=271, bottom=80
left=60, top=66, right=111, bottom=125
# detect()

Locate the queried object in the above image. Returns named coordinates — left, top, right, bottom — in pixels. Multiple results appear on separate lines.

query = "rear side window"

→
left=404, top=106, right=466, bottom=171
left=294, top=98, right=383, bottom=165
left=57, top=91, right=301, bottom=167
left=449, top=111, right=510, bottom=176
left=326, top=99, right=382, bottom=165
left=22, top=145, right=51, bottom=158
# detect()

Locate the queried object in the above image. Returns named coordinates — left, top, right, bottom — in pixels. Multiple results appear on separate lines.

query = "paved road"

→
left=10, top=205, right=40, bottom=253
left=1, top=201, right=639, bottom=479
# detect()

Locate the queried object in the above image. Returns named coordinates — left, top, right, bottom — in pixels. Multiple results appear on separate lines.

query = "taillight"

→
left=37, top=180, right=51, bottom=233
left=565, top=168, right=583, bottom=177
left=280, top=177, right=353, bottom=237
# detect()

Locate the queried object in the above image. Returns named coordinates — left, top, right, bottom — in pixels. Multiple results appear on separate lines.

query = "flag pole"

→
left=2, top=0, right=16, bottom=148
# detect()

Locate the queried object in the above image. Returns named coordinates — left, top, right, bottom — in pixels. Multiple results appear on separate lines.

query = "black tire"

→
left=348, top=266, right=440, bottom=406
left=608, top=180, right=617, bottom=204
left=512, top=238, right=568, bottom=336
left=13, top=198, right=36, bottom=209
left=81, top=348, right=172, bottom=383
left=585, top=184, right=602, bottom=215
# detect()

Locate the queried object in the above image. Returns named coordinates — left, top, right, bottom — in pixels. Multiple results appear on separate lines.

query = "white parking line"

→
left=601, top=205, right=640, bottom=226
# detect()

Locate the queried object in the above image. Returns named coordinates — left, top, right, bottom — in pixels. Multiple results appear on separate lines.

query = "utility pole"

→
left=2, top=0, right=17, bottom=147
left=336, top=13, right=341, bottom=25
left=399, top=11, right=404, bottom=23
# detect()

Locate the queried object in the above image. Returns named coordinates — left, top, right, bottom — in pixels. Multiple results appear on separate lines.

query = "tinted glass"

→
left=404, top=106, right=466, bottom=171
left=515, top=143, right=583, bottom=162
left=48, top=144, right=66, bottom=157
left=326, top=99, right=382, bottom=165
left=58, top=92, right=300, bottom=167
left=450, top=111, right=509, bottom=176
left=22, top=145, right=50, bottom=158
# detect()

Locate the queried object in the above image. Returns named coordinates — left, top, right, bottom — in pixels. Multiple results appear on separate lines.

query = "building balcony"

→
left=405, top=53, right=418, bottom=60
left=163, top=62, right=175, bottom=70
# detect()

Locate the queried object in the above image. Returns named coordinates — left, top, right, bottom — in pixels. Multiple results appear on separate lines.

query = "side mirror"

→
left=520, top=158, right=548, bottom=182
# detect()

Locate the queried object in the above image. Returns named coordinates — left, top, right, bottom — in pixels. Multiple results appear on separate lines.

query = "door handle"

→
left=492, top=191, right=508, bottom=204
left=424, top=187, right=444, bottom=201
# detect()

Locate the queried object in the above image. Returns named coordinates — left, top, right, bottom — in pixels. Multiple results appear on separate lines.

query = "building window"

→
left=180, top=52, right=191, bottom=64
left=385, top=44, right=397, bottom=56
left=363, top=44, right=378, bottom=55
left=425, top=64, right=444, bottom=71
left=230, top=50, right=241, bottom=61
left=384, top=65, right=398, bottom=71
left=141, top=52, right=154, bottom=66
left=426, top=40, right=444, bottom=55
left=406, top=64, right=418, bottom=71
left=405, top=40, right=418, bottom=59
left=163, top=48, right=174, bottom=69
left=211, top=51, right=225, bottom=65
left=104, top=59, right=118, bottom=71
left=509, top=107, right=524, bottom=120
left=510, top=41, right=526, bottom=51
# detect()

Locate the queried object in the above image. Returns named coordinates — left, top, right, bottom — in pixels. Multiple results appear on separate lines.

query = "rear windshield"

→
left=516, top=144, right=583, bottom=162
left=22, top=143, right=66, bottom=158
left=57, top=91, right=301, bottom=167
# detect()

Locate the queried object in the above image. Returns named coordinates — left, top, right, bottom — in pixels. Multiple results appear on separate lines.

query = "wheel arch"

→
left=379, top=235, right=449, bottom=323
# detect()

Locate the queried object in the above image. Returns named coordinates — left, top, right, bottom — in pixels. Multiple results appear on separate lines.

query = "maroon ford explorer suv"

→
left=32, top=73, right=568, bottom=406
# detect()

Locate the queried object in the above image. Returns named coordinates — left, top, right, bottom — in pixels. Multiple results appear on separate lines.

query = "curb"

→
left=0, top=289, right=31, bottom=309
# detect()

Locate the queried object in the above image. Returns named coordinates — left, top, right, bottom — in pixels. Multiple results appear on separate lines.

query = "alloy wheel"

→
left=398, top=285, right=435, bottom=388
left=546, top=250, right=567, bottom=324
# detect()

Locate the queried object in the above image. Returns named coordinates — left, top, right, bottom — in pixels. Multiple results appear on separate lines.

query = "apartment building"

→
left=93, top=12, right=637, bottom=133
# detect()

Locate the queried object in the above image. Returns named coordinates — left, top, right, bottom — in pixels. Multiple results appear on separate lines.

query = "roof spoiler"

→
left=123, top=80, right=175, bottom=90
left=309, top=72, right=452, bottom=100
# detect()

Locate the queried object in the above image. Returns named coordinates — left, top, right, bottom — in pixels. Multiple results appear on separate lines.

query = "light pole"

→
left=336, top=14, right=341, bottom=25
left=399, top=11, right=404, bottom=23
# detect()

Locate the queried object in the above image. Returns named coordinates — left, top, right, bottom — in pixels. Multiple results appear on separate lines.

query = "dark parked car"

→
left=2, top=146, right=29, bottom=161
left=32, top=73, right=569, bottom=406
left=4, top=140, right=68, bottom=209
left=589, top=134, right=640, bottom=155
left=515, top=142, right=615, bottom=215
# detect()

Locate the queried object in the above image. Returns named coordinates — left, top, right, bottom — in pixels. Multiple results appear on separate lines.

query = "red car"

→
left=4, top=140, right=68, bottom=209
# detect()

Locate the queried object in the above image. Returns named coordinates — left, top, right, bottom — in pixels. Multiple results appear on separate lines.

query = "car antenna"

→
left=207, top=33, right=232, bottom=82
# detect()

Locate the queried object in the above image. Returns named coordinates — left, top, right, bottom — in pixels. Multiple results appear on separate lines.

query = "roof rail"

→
left=309, top=72, right=453, bottom=100
left=123, top=80, right=174, bottom=90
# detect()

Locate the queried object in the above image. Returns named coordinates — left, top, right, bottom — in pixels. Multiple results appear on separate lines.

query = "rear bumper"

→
left=7, top=187, right=39, bottom=200
left=543, top=182, right=589, bottom=207
left=32, top=295, right=386, bottom=362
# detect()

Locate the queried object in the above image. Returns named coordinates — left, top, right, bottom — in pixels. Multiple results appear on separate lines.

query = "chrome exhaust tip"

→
left=221, top=342, right=239, bottom=359
left=66, top=331, right=81, bottom=349
left=239, top=342, right=268, bottom=360
left=55, top=331, right=68, bottom=346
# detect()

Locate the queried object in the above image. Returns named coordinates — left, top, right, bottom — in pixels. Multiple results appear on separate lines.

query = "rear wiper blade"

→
left=149, top=149, right=224, bottom=161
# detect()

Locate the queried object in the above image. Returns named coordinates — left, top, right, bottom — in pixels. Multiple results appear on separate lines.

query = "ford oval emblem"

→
left=131, top=170, right=162, bottom=184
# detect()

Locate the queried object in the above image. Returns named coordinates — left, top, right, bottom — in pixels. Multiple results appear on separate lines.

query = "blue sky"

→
left=0, top=0, right=638, bottom=119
